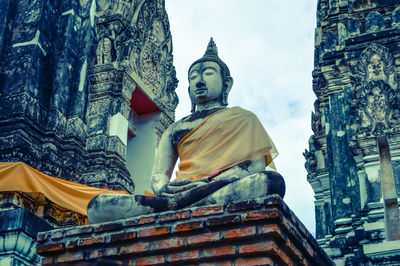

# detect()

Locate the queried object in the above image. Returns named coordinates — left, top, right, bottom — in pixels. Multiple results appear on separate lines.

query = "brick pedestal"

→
left=37, top=195, right=332, bottom=265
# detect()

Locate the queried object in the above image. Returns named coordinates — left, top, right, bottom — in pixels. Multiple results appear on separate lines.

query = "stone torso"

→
left=169, top=107, right=266, bottom=176
left=170, top=108, right=222, bottom=152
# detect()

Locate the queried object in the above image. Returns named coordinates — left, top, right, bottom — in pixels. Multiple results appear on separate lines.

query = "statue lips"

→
left=195, top=87, right=207, bottom=96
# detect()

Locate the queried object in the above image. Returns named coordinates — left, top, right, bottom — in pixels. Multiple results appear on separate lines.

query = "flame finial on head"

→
left=204, top=37, right=218, bottom=56
left=188, top=37, right=230, bottom=80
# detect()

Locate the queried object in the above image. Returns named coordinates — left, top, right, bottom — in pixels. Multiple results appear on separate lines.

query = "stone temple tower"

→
left=305, top=0, right=400, bottom=264
left=0, top=0, right=177, bottom=264
left=0, top=0, right=177, bottom=224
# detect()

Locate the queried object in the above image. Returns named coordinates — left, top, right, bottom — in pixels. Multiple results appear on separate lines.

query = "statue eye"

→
left=204, top=70, right=215, bottom=76
left=190, top=73, right=199, bottom=80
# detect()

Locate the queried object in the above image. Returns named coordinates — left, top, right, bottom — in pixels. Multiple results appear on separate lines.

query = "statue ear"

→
left=224, top=76, right=233, bottom=95
left=221, top=77, right=233, bottom=107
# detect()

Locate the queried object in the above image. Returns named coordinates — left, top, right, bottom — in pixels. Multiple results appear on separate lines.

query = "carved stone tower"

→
left=0, top=0, right=177, bottom=264
left=0, top=0, right=177, bottom=201
left=306, top=0, right=400, bottom=264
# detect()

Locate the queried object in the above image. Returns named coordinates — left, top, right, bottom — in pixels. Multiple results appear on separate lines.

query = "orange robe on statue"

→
left=176, top=107, right=278, bottom=182
left=0, top=162, right=128, bottom=215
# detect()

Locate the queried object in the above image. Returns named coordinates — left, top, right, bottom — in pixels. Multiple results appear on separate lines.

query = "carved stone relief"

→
left=304, top=136, right=317, bottom=180
left=139, top=19, right=166, bottom=96
left=352, top=43, right=399, bottom=135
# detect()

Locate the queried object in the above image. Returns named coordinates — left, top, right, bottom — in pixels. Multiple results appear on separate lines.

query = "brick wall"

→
left=37, top=195, right=332, bottom=265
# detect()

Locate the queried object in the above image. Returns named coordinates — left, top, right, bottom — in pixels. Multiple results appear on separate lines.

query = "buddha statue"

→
left=87, top=38, right=285, bottom=224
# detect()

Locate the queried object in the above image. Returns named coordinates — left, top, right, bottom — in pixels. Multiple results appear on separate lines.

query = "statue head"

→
left=188, top=38, right=233, bottom=112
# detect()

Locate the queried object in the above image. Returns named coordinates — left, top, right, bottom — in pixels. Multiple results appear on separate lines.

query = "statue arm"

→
left=150, top=126, right=178, bottom=195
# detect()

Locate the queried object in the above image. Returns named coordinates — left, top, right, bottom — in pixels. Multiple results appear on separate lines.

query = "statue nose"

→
left=196, top=80, right=205, bottom=88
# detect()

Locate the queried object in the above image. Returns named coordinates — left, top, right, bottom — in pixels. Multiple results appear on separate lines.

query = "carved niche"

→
left=352, top=43, right=400, bottom=135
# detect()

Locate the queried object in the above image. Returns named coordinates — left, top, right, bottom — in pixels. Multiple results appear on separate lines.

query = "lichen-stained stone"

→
left=366, top=11, right=385, bottom=33
left=347, top=17, right=361, bottom=36
left=324, top=31, right=337, bottom=51
left=307, top=0, right=400, bottom=264
left=393, top=6, right=400, bottom=27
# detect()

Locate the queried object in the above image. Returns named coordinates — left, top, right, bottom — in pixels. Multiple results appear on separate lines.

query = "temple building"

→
left=0, top=0, right=335, bottom=265
left=306, top=0, right=400, bottom=264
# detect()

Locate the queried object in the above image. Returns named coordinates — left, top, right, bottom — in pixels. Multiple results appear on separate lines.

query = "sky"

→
left=164, top=0, right=318, bottom=235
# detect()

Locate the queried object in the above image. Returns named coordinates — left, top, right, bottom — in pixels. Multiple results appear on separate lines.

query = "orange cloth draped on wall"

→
left=0, top=162, right=129, bottom=215
left=176, top=107, right=278, bottom=182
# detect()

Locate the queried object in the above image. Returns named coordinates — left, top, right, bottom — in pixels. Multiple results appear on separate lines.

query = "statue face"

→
left=188, top=61, right=223, bottom=105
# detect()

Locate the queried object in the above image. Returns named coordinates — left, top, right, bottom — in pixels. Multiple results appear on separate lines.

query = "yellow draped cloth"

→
left=176, top=107, right=278, bottom=182
left=0, top=162, right=129, bottom=215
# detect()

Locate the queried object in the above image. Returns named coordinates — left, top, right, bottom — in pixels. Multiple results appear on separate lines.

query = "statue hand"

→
left=211, top=174, right=239, bottom=183
left=160, top=180, right=208, bottom=198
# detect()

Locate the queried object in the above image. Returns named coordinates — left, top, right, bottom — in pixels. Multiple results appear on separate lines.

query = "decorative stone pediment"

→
left=111, top=0, right=178, bottom=113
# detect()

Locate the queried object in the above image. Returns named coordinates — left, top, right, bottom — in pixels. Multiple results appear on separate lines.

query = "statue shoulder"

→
left=227, top=106, right=259, bottom=119
left=164, top=117, right=188, bottom=136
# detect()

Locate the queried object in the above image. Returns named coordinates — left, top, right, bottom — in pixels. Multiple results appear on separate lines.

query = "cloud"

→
left=166, top=0, right=318, bottom=236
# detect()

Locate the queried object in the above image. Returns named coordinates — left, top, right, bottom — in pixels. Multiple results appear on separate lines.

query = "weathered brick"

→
left=135, top=255, right=165, bottom=265
left=94, top=222, right=124, bottom=233
left=125, top=216, right=155, bottom=227
left=158, top=211, right=190, bottom=223
left=238, top=242, right=294, bottom=266
left=109, top=231, right=137, bottom=243
left=37, top=232, right=49, bottom=241
left=120, top=242, right=150, bottom=254
left=87, top=247, right=119, bottom=259
left=50, top=230, right=65, bottom=240
left=167, top=250, right=200, bottom=262
left=187, top=232, right=220, bottom=245
left=222, top=226, right=256, bottom=239
left=41, top=257, right=54, bottom=265
left=203, top=246, right=236, bottom=258
left=264, top=196, right=282, bottom=207
left=139, top=226, right=170, bottom=237
left=227, top=200, right=261, bottom=212
left=260, top=224, right=288, bottom=243
left=66, top=240, right=78, bottom=249
left=238, top=241, right=278, bottom=254
left=175, top=220, right=204, bottom=232
left=192, top=206, right=224, bottom=217
left=207, top=215, right=241, bottom=227
left=260, top=224, right=281, bottom=234
left=77, top=236, right=106, bottom=246
left=150, top=237, right=184, bottom=250
left=91, top=258, right=128, bottom=265
left=65, top=226, right=94, bottom=236
left=242, top=209, right=280, bottom=222
left=235, top=257, right=274, bottom=265
left=285, top=239, right=304, bottom=263
left=37, top=243, right=65, bottom=254
left=138, top=216, right=156, bottom=225
left=199, top=261, right=231, bottom=266
left=55, top=251, right=84, bottom=263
